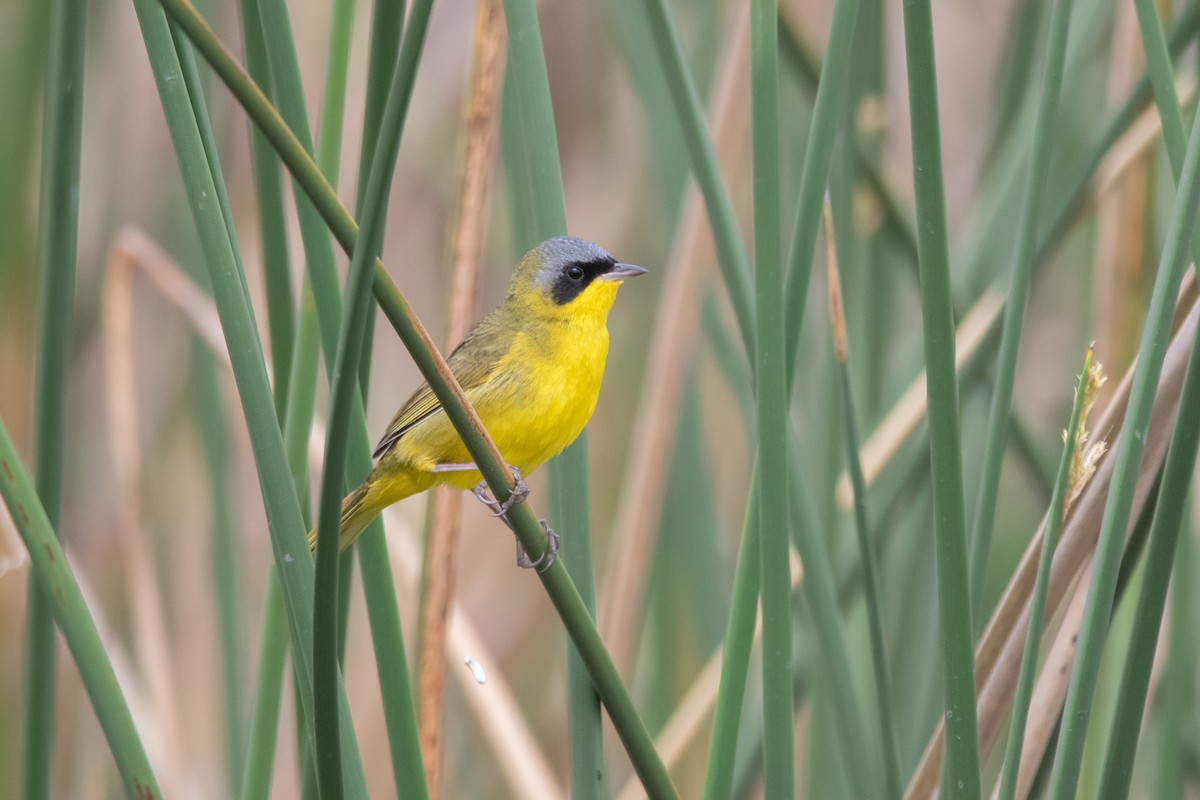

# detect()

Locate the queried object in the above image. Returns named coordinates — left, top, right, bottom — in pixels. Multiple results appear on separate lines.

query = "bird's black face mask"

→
left=549, top=257, right=617, bottom=305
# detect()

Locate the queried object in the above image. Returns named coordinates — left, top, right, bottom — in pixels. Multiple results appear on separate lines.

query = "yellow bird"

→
left=314, top=236, right=646, bottom=565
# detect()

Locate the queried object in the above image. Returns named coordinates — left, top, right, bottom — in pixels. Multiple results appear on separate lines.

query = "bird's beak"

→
left=598, top=262, right=648, bottom=282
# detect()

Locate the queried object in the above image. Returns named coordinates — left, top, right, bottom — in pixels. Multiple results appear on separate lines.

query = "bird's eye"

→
left=567, top=265, right=585, bottom=281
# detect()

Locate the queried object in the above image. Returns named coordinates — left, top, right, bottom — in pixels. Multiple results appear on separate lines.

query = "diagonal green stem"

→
left=1, top=421, right=162, bottom=798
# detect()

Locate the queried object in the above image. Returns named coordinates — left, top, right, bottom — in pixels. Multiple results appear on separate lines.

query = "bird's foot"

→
left=471, top=467, right=555, bottom=571
left=472, top=465, right=530, bottom=520
left=516, top=521, right=559, bottom=573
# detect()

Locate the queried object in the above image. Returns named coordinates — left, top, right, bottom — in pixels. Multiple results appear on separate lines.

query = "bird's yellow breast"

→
left=386, top=279, right=618, bottom=491
left=481, top=317, right=608, bottom=471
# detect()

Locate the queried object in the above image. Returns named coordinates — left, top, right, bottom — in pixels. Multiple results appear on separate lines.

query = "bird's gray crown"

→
left=530, top=236, right=614, bottom=289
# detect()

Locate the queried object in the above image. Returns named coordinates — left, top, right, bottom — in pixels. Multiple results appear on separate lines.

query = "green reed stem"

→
left=1155, top=527, right=1194, bottom=800
left=315, top=0, right=355, bottom=188
left=780, top=0, right=861, bottom=381
left=749, top=0, right=793, bottom=794
left=787, top=441, right=878, bottom=797
left=193, top=346, right=246, bottom=793
left=238, top=0, right=293, bottom=415
left=702, top=474, right=761, bottom=800
left=355, top=0, right=404, bottom=217
left=22, top=1, right=85, bottom=796
left=551, top=441, right=606, bottom=799
left=649, top=1, right=882, bottom=784
left=285, top=291, right=320, bottom=510
left=319, top=1, right=428, bottom=787
left=632, top=0, right=879, bottom=790
left=898, top=0, right=981, bottom=794
left=350, top=0, right=404, bottom=393
left=239, top=574, right=289, bottom=800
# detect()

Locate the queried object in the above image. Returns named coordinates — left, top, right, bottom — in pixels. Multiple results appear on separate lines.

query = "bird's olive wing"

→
left=371, top=316, right=510, bottom=460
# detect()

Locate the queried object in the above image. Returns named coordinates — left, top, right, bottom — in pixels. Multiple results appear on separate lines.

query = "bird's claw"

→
left=472, top=465, right=530, bottom=520
left=471, top=467, right=556, bottom=572
left=516, top=522, right=559, bottom=573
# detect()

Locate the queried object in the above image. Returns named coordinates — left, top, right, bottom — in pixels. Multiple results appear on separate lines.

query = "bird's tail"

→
left=307, top=482, right=385, bottom=554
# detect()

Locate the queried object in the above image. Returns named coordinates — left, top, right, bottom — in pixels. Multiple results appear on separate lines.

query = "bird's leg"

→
left=515, top=521, right=559, bottom=573
left=431, top=462, right=478, bottom=472
left=471, top=465, right=530, bottom=517
left=469, top=466, right=555, bottom=571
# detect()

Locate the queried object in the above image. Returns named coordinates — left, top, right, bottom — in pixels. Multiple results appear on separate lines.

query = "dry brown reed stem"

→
left=101, top=228, right=211, bottom=797
left=834, top=75, right=1194, bottom=513
left=903, top=274, right=1199, bottom=799
left=1001, top=557, right=1093, bottom=800
left=988, top=549, right=1166, bottom=800
left=597, top=0, right=751, bottom=671
left=108, top=227, right=563, bottom=799
left=417, top=0, right=506, bottom=791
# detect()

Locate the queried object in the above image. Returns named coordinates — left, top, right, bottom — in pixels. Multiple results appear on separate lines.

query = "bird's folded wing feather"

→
left=371, top=316, right=513, bottom=459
